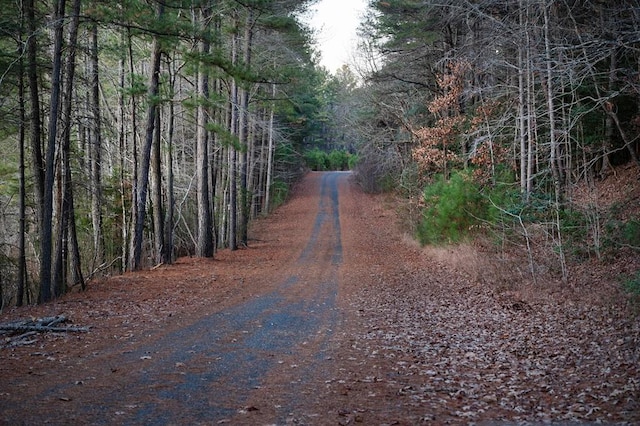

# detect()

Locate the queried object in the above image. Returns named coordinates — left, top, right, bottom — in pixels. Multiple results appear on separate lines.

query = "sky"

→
left=305, top=0, right=369, bottom=73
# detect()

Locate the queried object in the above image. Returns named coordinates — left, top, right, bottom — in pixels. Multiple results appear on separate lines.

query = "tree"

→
left=130, top=3, right=164, bottom=271
left=196, top=4, right=214, bottom=258
left=39, top=0, right=66, bottom=302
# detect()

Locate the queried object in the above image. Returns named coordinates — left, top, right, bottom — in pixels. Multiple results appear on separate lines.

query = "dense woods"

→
left=350, top=0, right=640, bottom=286
left=0, top=0, right=639, bottom=307
left=0, top=0, right=357, bottom=305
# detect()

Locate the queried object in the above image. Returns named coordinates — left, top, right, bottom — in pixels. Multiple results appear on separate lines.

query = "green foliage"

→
left=327, top=150, right=350, bottom=170
left=622, top=220, right=640, bottom=247
left=417, top=171, right=487, bottom=245
left=623, top=271, right=640, bottom=296
left=304, top=148, right=328, bottom=171
left=270, top=179, right=289, bottom=210
left=416, top=168, right=523, bottom=246
left=605, top=218, right=640, bottom=250
left=347, top=153, right=359, bottom=170
left=622, top=270, right=640, bottom=315
left=303, top=148, right=353, bottom=171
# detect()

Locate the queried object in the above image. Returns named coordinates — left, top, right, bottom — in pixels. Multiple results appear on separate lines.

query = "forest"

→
left=0, top=0, right=639, bottom=307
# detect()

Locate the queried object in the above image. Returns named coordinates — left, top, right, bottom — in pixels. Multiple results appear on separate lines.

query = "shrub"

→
left=417, top=170, right=487, bottom=245
left=270, top=179, right=289, bottom=210
left=304, top=148, right=353, bottom=171
left=327, top=149, right=349, bottom=170
left=304, top=148, right=327, bottom=171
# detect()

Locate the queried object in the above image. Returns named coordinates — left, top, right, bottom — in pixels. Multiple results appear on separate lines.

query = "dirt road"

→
left=1, top=171, right=638, bottom=425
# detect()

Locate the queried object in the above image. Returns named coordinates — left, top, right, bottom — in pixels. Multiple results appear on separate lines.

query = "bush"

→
left=270, top=179, right=289, bottom=210
left=304, top=148, right=353, bottom=171
left=304, top=148, right=328, bottom=171
left=417, top=171, right=487, bottom=245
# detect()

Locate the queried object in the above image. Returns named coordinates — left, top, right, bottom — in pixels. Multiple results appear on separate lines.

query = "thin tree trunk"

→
left=151, top=109, right=164, bottom=264
left=17, top=25, right=27, bottom=306
left=118, top=37, right=128, bottom=273
left=127, top=28, right=140, bottom=271
left=239, top=10, right=253, bottom=246
left=130, top=4, right=164, bottom=270
left=89, top=22, right=104, bottom=269
left=196, top=6, right=214, bottom=257
left=54, top=0, right=84, bottom=296
left=163, top=59, right=176, bottom=264
left=228, top=16, right=239, bottom=251
left=543, top=1, right=561, bottom=197
left=26, top=0, right=43, bottom=222
left=518, top=0, right=528, bottom=198
left=39, top=0, right=66, bottom=303
left=265, top=83, right=276, bottom=213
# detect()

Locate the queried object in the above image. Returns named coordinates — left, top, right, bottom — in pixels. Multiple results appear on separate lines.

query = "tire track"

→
left=53, top=172, right=347, bottom=424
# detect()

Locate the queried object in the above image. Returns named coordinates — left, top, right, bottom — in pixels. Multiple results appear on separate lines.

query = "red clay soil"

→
left=1, top=171, right=639, bottom=425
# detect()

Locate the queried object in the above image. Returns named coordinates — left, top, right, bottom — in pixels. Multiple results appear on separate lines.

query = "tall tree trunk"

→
left=17, top=24, right=28, bottom=306
left=39, top=0, right=66, bottom=303
left=239, top=10, right=253, bottom=247
left=264, top=83, right=276, bottom=213
left=518, top=0, right=528, bottom=198
left=151, top=109, right=164, bottom=264
left=54, top=0, right=83, bottom=296
left=196, top=6, right=214, bottom=257
left=118, top=32, right=128, bottom=272
left=89, top=22, right=104, bottom=269
left=543, top=1, right=561, bottom=197
left=130, top=4, right=164, bottom=270
left=127, top=28, right=140, bottom=271
left=228, top=15, right=239, bottom=251
left=163, top=60, right=176, bottom=264
left=26, top=0, right=43, bottom=221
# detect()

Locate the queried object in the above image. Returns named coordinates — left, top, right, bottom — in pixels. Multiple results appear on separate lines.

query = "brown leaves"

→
left=345, top=261, right=640, bottom=423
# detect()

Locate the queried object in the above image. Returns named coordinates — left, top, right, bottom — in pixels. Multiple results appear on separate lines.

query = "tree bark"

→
left=265, top=83, right=276, bottom=213
left=228, top=15, right=239, bottom=251
left=196, top=6, right=214, bottom=257
left=89, top=22, right=104, bottom=269
left=543, top=1, right=561, bottom=197
left=130, top=4, right=164, bottom=271
left=17, top=24, right=27, bottom=306
left=54, top=0, right=84, bottom=296
left=518, top=1, right=528, bottom=198
left=151, top=109, right=164, bottom=264
left=26, top=0, right=44, bottom=222
left=39, top=0, right=66, bottom=303
left=163, top=58, right=176, bottom=264
left=239, top=10, right=254, bottom=247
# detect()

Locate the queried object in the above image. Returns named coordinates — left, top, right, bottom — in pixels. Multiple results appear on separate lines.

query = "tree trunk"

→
left=518, top=1, right=528, bottom=198
left=54, top=0, right=84, bottom=296
left=26, top=0, right=44, bottom=223
left=163, top=60, right=176, bottom=264
left=543, top=1, right=561, bottom=197
left=89, top=22, right=104, bottom=269
left=228, top=15, right=239, bottom=251
left=17, top=26, right=28, bottom=306
left=265, top=83, right=276, bottom=213
left=239, top=10, right=253, bottom=247
left=130, top=4, right=164, bottom=271
left=196, top=7, right=214, bottom=258
left=151, top=109, right=164, bottom=264
left=118, top=33, right=128, bottom=273
left=39, top=0, right=66, bottom=303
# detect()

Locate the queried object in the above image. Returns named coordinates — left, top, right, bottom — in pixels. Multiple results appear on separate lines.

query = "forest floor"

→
left=1, top=170, right=639, bottom=425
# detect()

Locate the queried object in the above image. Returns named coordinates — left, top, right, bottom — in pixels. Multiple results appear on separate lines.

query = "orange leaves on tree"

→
left=412, top=60, right=470, bottom=175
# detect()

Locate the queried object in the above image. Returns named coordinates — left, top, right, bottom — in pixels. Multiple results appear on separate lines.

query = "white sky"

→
left=306, top=0, right=368, bottom=73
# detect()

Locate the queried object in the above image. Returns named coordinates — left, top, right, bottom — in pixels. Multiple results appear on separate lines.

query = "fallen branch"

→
left=0, top=324, right=90, bottom=333
left=0, top=315, right=89, bottom=334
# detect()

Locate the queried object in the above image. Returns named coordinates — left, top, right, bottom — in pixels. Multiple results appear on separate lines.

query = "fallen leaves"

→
left=343, top=269, right=640, bottom=423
